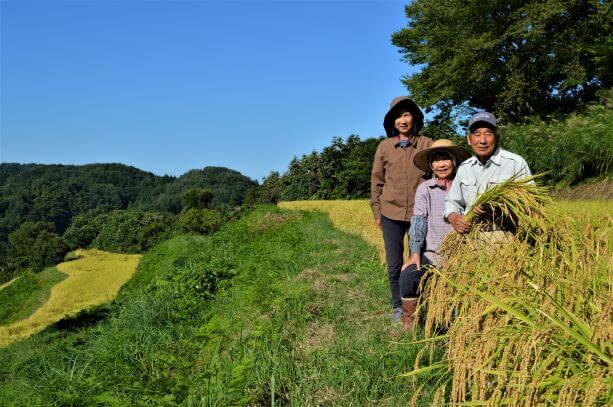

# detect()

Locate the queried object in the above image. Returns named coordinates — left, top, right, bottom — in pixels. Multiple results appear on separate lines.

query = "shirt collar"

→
left=428, top=177, right=453, bottom=190
left=470, top=146, right=501, bottom=167
left=394, top=134, right=418, bottom=148
left=488, top=146, right=502, bottom=166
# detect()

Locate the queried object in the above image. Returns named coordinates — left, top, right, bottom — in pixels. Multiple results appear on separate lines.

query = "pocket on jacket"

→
left=381, top=186, right=401, bottom=203
left=460, top=179, right=478, bottom=205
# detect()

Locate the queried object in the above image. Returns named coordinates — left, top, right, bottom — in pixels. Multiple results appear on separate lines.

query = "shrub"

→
left=177, top=208, right=223, bottom=235
left=92, top=211, right=174, bottom=253
left=502, top=105, right=613, bottom=185
left=172, top=251, right=237, bottom=313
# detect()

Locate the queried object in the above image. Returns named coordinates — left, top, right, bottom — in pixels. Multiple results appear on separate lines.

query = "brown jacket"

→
left=370, top=135, right=432, bottom=222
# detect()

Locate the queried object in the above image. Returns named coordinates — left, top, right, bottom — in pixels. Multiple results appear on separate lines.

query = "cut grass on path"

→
left=279, top=199, right=395, bottom=263
left=185, top=207, right=443, bottom=405
left=0, top=249, right=141, bottom=346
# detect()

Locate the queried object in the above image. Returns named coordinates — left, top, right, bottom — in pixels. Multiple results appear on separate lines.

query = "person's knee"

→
left=400, top=263, right=419, bottom=274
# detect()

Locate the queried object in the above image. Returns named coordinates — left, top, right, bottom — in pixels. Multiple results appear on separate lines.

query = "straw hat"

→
left=413, top=139, right=471, bottom=172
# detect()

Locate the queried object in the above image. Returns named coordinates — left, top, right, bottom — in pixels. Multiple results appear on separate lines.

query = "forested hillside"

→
left=0, top=163, right=257, bottom=281
left=0, top=163, right=256, bottom=237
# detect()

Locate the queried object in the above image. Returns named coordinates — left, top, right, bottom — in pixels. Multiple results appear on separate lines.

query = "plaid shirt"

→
left=409, top=178, right=453, bottom=264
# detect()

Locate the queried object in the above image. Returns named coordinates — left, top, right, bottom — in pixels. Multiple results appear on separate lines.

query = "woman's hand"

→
left=402, top=252, right=421, bottom=271
left=375, top=218, right=382, bottom=229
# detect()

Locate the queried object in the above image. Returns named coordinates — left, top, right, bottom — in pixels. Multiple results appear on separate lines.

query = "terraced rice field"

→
left=0, top=249, right=141, bottom=346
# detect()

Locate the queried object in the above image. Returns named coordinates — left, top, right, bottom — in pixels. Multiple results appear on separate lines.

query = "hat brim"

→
left=383, top=98, right=424, bottom=137
left=413, top=145, right=472, bottom=173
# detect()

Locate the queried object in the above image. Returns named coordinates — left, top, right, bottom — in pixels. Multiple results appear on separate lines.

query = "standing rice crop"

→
left=412, top=176, right=612, bottom=405
left=0, top=249, right=141, bottom=346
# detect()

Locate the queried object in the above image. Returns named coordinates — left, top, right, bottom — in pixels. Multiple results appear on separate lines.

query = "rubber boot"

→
left=401, top=297, right=418, bottom=330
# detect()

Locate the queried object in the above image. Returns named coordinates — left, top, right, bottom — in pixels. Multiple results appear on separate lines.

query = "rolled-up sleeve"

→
left=409, top=215, right=427, bottom=255
left=444, top=171, right=466, bottom=221
left=370, top=144, right=385, bottom=221
left=409, top=184, right=428, bottom=255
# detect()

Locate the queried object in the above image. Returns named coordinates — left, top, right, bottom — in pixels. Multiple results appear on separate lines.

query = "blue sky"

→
left=1, top=0, right=419, bottom=182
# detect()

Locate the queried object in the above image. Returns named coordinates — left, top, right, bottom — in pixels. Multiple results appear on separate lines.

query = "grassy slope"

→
left=0, top=268, right=67, bottom=325
left=0, top=206, right=438, bottom=405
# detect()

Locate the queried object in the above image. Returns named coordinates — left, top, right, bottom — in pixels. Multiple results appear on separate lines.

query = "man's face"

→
left=430, top=152, right=454, bottom=180
left=394, top=110, right=414, bottom=136
left=468, top=126, right=498, bottom=161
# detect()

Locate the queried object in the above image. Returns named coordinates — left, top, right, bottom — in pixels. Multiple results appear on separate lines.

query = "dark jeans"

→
left=380, top=214, right=410, bottom=308
left=399, top=257, right=432, bottom=298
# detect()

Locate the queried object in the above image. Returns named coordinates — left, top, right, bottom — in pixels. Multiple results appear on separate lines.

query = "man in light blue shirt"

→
left=444, top=112, right=532, bottom=233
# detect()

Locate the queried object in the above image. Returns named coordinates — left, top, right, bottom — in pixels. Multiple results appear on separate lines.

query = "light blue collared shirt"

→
left=444, top=147, right=532, bottom=219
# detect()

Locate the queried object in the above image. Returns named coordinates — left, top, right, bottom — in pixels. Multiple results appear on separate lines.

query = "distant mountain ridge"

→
left=0, top=163, right=257, bottom=241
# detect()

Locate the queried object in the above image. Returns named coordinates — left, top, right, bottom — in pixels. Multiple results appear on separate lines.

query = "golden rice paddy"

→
left=0, top=249, right=141, bottom=346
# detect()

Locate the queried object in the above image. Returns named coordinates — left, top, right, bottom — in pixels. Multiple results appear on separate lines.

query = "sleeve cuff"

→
left=409, top=243, right=422, bottom=256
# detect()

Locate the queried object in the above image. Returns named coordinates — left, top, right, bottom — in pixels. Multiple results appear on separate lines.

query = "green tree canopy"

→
left=257, top=135, right=380, bottom=202
left=182, top=189, right=214, bottom=210
left=8, top=221, right=68, bottom=272
left=392, top=0, right=612, bottom=123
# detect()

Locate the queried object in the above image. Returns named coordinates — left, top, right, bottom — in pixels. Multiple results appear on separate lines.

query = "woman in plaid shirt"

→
left=399, top=139, right=470, bottom=330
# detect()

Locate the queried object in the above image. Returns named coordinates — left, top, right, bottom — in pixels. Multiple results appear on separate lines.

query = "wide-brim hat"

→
left=383, top=96, right=424, bottom=137
left=413, top=139, right=471, bottom=172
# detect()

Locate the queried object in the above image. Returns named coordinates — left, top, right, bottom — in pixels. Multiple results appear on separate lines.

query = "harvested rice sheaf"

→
left=419, top=175, right=612, bottom=406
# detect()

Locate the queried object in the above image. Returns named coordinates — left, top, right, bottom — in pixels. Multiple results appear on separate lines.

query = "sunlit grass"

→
left=279, top=199, right=390, bottom=263
left=0, top=277, right=19, bottom=291
left=0, top=249, right=141, bottom=346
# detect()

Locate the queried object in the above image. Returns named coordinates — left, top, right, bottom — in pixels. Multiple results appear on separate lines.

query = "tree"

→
left=177, top=208, right=224, bottom=235
left=261, top=135, right=381, bottom=201
left=8, top=221, right=68, bottom=272
left=63, top=213, right=104, bottom=250
left=182, top=189, right=214, bottom=210
left=392, top=0, right=612, bottom=123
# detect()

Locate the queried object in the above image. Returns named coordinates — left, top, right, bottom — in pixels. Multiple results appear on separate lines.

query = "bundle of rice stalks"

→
left=406, top=176, right=612, bottom=405
left=465, top=173, right=553, bottom=232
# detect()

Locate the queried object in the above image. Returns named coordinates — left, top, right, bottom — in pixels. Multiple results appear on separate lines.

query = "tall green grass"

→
left=502, top=105, right=613, bottom=185
left=0, top=206, right=438, bottom=405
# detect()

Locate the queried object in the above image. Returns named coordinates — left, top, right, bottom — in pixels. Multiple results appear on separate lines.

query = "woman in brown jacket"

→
left=370, top=96, right=432, bottom=323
